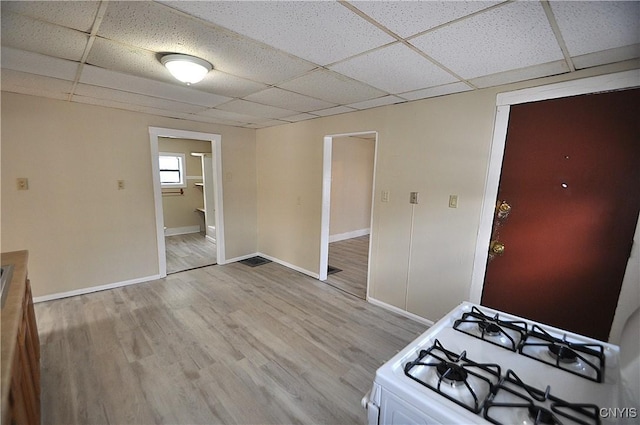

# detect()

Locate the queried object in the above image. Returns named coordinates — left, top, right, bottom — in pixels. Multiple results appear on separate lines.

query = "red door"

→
left=481, top=88, right=640, bottom=341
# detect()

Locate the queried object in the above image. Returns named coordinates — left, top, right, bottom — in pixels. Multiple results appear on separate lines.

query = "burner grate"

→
left=484, top=370, right=601, bottom=425
left=453, top=306, right=528, bottom=351
left=404, top=339, right=501, bottom=413
left=519, top=325, right=605, bottom=383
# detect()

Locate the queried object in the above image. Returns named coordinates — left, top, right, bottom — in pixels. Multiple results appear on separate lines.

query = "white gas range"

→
left=363, top=302, right=636, bottom=425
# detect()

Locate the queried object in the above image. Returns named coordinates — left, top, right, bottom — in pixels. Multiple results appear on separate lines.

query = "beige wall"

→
left=158, top=137, right=211, bottom=232
left=330, top=136, right=374, bottom=238
left=256, top=61, right=640, bottom=323
left=1, top=92, right=257, bottom=297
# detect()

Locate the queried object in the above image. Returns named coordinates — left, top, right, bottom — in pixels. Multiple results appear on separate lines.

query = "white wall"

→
left=1, top=92, right=257, bottom=297
left=329, top=136, right=374, bottom=240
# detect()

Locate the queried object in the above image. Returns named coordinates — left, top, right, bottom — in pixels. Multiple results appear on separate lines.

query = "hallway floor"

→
left=165, top=232, right=216, bottom=274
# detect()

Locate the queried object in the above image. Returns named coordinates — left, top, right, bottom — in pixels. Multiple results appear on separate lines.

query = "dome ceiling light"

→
left=161, top=54, right=212, bottom=85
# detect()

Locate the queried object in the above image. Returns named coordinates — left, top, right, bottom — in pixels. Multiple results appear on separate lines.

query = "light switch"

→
left=449, top=195, right=458, bottom=208
left=117, top=180, right=125, bottom=190
left=17, top=178, right=29, bottom=190
left=381, top=190, right=389, bottom=203
left=410, top=192, right=419, bottom=204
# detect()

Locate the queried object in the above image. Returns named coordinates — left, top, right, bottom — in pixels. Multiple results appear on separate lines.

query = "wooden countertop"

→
left=1, top=250, right=29, bottom=424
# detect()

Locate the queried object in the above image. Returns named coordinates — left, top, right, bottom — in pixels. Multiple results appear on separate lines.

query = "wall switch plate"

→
left=410, top=192, right=419, bottom=204
left=17, top=178, right=29, bottom=190
left=381, top=190, right=389, bottom=203
left=117, top=180, right=125, bottom=190
left=449, top=195, right=458, bottom=208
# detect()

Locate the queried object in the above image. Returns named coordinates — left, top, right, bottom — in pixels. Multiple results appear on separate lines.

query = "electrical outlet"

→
left=449, top=195, right=458, bottom=208
left=381, top=190, right=389, bottom=203
left=16, top=178, right=29, bottom=190
left=410, top=192, right=419, bottom=204
left=117, top=180, right=125, bottom=190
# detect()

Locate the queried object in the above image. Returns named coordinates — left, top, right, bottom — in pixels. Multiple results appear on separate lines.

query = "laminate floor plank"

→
left=165, top=232, right=217, bottom=274
left=36, top=260, right=427, bottom=424
left=326, top=235, right=369, bottom=299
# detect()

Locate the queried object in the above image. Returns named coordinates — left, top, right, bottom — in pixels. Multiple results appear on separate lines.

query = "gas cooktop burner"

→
left=404, top=339, right=502, bottom=413
left=436, top=361, right=469, bottom=385
left=520, top=325, right=605, bottom=382
left=453, top=306, right=528, bottom=351
left=547, top=344, right=579, bottom=364
left=478, top=321, right=502, bottom=336
left=484, top=370, right=601, bottom=425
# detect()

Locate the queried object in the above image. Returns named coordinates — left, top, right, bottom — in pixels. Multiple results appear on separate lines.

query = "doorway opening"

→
left=149, top=127, right=225, bottom=277
left=469, top=70, right=639, bottom=343
left=320, top=131, right=377, bottom=299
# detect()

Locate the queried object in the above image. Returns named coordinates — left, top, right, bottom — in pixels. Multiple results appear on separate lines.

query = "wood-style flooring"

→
left=326, top=235, right=369, bottom=299
left=35, top=261, right=427, bottom=425
left=165, top=232, right=217, bottom=274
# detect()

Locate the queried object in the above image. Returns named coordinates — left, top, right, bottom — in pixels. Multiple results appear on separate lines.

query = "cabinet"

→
left=1, top=251, right=40, bottom=425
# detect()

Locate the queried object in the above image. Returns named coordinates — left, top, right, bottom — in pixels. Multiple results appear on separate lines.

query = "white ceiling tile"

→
left=245, top=120, right=289, bottom=129
left=74, top=84, right=209, bottom=114
left=160, top=1, right=394, bottom=65
left=80, top=65, right=231, bottom=108
left=330, top=43, right=458, bottom=93
left=1, top=11, right=88, bottom=61
left=572, top=44, right=640, bottom=70
left=197, top=108, right=270, bottom=124
left=311, top=106, right=358, bottom=117
left=217, top=99, right=298, bottom=120
left=1, top=47, right=79, bottom=81
left=71, top=94, right=190, bottom=118
left=551, top=1, right=640, bottom=57
left=347, top=95, right=405, bottom=110
left=1, top=1, right=100, bottom=33
left=282, top=113, right=319, bottom=123
left=469, top=61, right=569, bottom=89
left=352, top=1, right=500, bottom=38
left=244, top=88, right=336, bottom=113
left=97, top=1, right=315, bottom=84
left=1, top=69, right=72, bottom=100
left=279, top=70, right=386, bottom=105
left=400, top=82, right=473, bottom=101
left=411, top=1, right=564, bottom=79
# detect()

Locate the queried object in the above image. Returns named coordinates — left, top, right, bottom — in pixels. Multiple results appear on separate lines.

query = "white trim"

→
left=164, top=226, right=200, bottom=236
left=225, top=252, right=320, bottom=279
left=33, top=274, right=162, bottom=303
left=497, top=69, right=639, bottom=106
left=320, top=131, right=378, bottom=286
left=470, top=70, right=640, bottom=342
left=367, top=297, right=434, bottom=327
left=319, top=136, right=332, bottom=281
left=258, top=252, right=319, bottom=279
left=149, top=127, right=226, bottom=277
left=328, top=228, right=371, bottom=243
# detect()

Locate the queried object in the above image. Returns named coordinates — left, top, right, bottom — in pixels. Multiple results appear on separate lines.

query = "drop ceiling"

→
left=1, top=1, right=638, bottom=129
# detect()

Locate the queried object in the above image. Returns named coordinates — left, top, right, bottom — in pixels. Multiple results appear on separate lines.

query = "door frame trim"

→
left=469, top=69, right=640, bottom=342
left=149, top=127, right=225, bottom=277
left=319, top=131, right=378, bottom=300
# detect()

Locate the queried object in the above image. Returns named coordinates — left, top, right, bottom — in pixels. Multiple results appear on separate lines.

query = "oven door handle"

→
left=362, top=390, right=380, bottom=425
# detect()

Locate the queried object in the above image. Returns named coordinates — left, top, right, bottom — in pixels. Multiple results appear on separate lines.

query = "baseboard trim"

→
left=164, top=226, right=201, bottom=236
left=33, top=274, right=162, bottom=303
left=257, top=252, right=320, bottom=279
left=366, top=297, right=434, bottom=327
left=224, top=252, right=319, bottom=279
left=329, top=228, right=370, bottom=243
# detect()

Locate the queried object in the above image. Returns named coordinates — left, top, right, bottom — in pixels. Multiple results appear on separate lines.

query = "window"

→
left=159, top=152, right=186, bottom=188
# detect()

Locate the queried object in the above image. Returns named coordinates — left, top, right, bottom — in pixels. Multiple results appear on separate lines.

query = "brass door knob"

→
left=496, top=201, right=511, bottom=219
left=490, top=240, right=505, bottom=255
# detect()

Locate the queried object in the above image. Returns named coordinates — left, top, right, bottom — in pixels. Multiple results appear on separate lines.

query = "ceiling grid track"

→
left=68, top=0, right=110, bottom=101
left=541, top=0, right=577, bottom=72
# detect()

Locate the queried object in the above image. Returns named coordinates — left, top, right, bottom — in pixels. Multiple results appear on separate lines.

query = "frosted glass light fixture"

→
left=161, top=54, right=212, bottom=84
